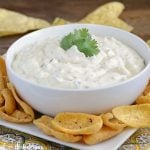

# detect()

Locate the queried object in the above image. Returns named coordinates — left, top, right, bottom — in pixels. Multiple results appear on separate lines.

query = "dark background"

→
left=0, top=0, right=150, bottom=54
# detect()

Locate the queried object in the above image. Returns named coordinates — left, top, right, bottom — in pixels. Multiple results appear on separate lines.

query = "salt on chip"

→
left=52, top=17, right=70, bottom=25
left=0, top=8, right=50, bottom=37
left=83, top=126, right=123, bottom=145
left=51, top=112, right=103, bottom=135
left=34, top=115, right=82, bottom=143
left=101, top=113, right=126, bottom=130
left=112, top=104, right=150, bottom=128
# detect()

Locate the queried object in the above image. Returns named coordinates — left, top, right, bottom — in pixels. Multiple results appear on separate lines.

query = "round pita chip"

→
left=51, top=112, right=103, bottom=135
left=34, top=115, right=82, bottom=143
left=112, top=104, right=150, bottom=128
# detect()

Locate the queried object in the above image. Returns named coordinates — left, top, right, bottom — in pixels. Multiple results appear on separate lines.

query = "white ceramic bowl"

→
left=6, top=24, right=150, bottom=116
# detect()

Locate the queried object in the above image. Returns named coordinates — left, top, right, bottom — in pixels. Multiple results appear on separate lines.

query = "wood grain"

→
left=0, top=0, right=150, bottom=54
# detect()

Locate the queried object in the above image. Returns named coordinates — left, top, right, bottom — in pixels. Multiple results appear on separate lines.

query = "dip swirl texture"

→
left=12, top=36, right=145, bottom=89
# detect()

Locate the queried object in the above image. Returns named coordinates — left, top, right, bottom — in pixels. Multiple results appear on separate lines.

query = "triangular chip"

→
left=80, top=2, right=133, bottom=31
left=80, top=1, right=125, bottom=21
left=0, top=8, right=50, bottom=37
left=52, top=17, right=70, bottom=25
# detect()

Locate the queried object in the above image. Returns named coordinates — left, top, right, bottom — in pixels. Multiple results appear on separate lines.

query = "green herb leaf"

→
left=60, top=28, right=99, bottom=57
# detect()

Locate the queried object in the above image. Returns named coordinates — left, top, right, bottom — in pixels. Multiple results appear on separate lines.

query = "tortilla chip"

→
left=83, top=126, right=123, bottom=145
left=101, top=113, right=126, bottom=130
left=0, top=8, right=50, bottom=37
left=52, top=17, right=70, bottom=25
left=34, top=115, right=82, bottom=143
left=51, top=112, right=103, bottom=135
left=1, top=88, right=16, bottom=115
left=80, top=2, right=125, bottom=21
left=80, top=2, right=133, bottom=32
left=112, top=104, right=150, bottom=128
left=81, top=16, right=133, bottom=32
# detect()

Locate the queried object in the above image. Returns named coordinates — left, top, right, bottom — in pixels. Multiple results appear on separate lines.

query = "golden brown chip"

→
left=0, top=107, right=33, bottom=123
left=52, top=17, right=70, bottom=25
left=136, top=96, right=150, bottom=104
left=80, top=2, right=133, bottom=32
left=11, top=110, right=32, bottom=120
left=80, top=2, right=125, bottom=21
left=143, top=85, right=150, bottom=96
left=51, top=112, right=103, bottom=135
left=83, top=126, right=123, bottom=145
left=7, top=82, right=34, bottom=119
left=0, top=75, right=5, bottom=90
left=34, top=115, right=82, bottom=143
left=0, top=8, right=50, bottom=37
left=112, top=104, right=150, bottom=128
left=0, top=56, right=7, bottom=76
left=81, top=17, right=133, bottom=32
left=0, top=93, right=4, bottom=106
left=1, top=88, right=16, bottom=115
left=101, top=113, right=126, bottom=130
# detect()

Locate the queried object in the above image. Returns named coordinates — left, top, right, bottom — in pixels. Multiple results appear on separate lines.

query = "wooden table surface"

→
left=0, top=0, right=150, bottom=55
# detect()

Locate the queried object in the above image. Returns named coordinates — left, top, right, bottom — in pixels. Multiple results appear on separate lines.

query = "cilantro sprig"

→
left=60, top=28, right=99, bottom=57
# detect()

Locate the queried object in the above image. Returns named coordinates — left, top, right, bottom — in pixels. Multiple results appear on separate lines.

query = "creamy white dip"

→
left=12, top=36, right=145, bottom=89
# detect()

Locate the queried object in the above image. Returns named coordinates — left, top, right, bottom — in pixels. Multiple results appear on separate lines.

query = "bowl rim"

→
left=6, top=23, right=150, bottom=92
